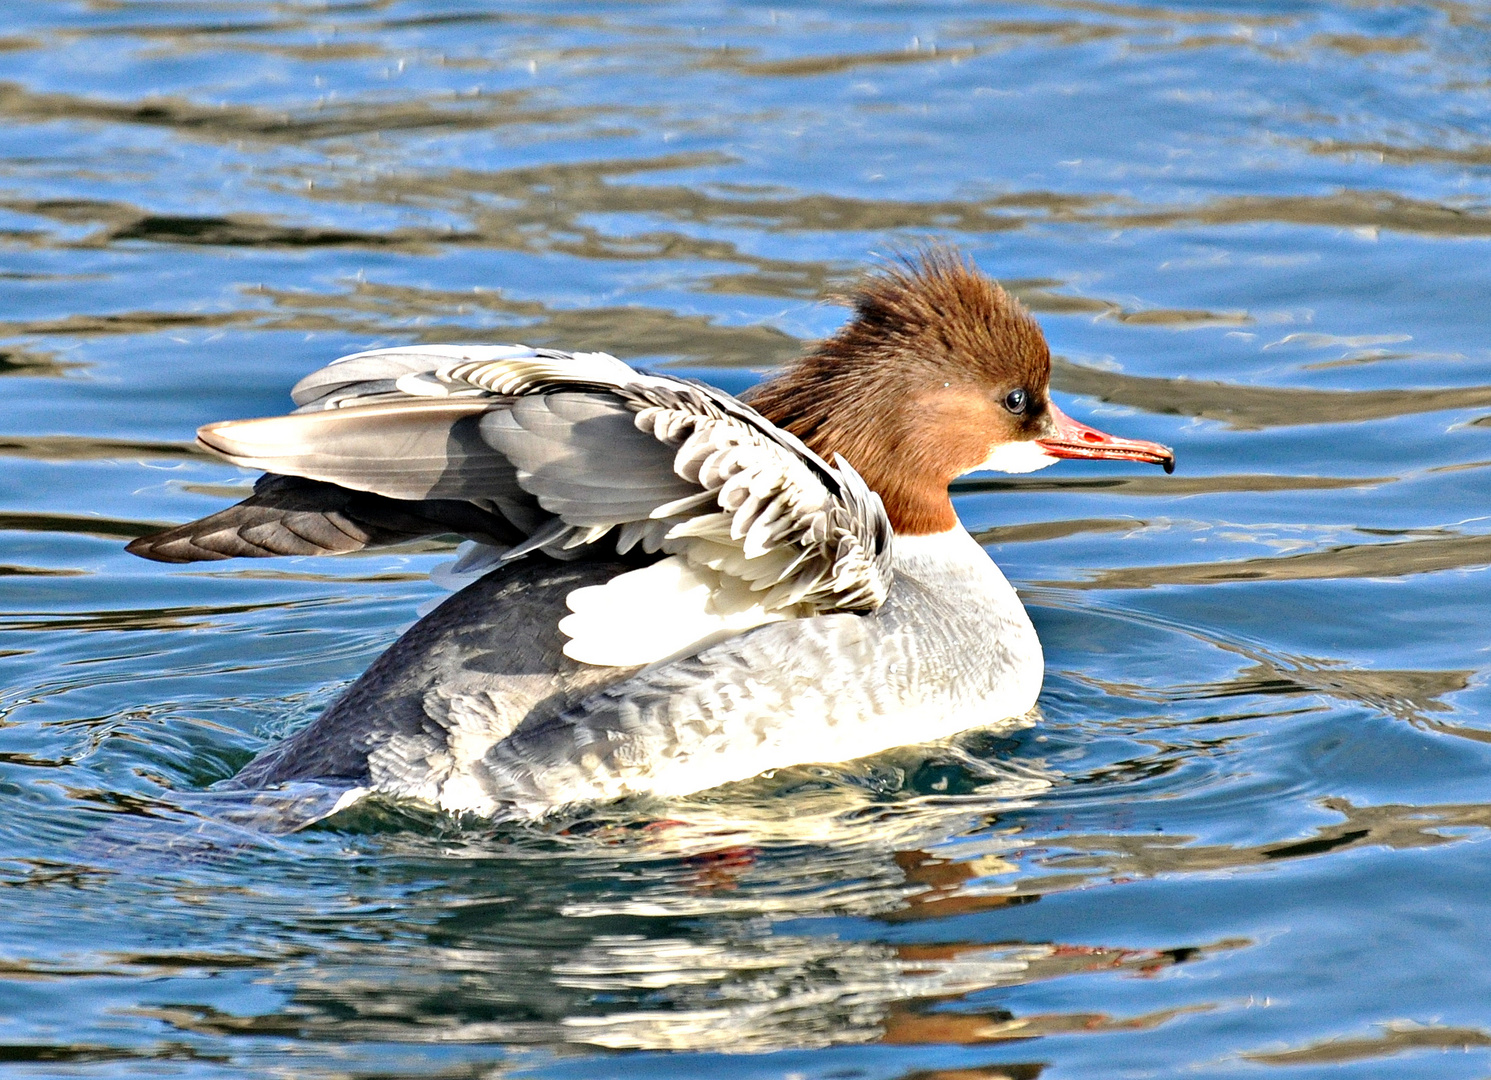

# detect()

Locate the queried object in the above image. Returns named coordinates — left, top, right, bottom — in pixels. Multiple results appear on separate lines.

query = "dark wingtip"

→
left=125, top=534, right=187, bottom=563
left=125, top=531, right=230, bottom=563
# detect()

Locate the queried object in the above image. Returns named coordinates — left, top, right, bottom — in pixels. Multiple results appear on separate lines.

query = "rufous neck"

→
left=841, top=452, right=958, bottom=535
left=750, top=379, right=964, bottom=535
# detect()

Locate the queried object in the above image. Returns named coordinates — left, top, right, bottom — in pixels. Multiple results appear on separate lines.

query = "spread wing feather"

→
left=197, top=399, right=529, bottom=504
left=133, top=343, right=894, bottom=620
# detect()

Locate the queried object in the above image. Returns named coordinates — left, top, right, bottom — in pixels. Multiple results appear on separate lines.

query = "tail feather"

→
left=126, top=474, right=523, bottom=563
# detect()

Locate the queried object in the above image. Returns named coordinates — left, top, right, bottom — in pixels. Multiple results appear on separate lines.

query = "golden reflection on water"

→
left=1052, top=531, right=1491, bottom=588
left=1052, top=358, right=1491, bottom=430
left=108, top=775, right=1491, bottom=1057
left=95, top=763, right=1263, bottom=1056
left=1244, top=1022, right=1491, bottom=1065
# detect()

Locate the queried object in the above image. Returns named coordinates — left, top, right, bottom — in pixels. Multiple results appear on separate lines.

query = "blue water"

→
left=2, top=1, right=1490, bottom=1076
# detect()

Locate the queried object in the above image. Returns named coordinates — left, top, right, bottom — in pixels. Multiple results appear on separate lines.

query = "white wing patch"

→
left=558, top=555, right=795, bottom=668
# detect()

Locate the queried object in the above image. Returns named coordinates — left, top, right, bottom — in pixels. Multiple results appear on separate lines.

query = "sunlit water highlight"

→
left=2, top=2, right=1490, bottom=1076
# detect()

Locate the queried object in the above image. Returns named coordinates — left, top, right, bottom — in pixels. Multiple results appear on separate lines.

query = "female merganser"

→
left=129, top=251, right=1173, bottom=820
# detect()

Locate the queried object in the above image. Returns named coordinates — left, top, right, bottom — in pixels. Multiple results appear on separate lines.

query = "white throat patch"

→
left=967, top=440, right=1059, bottom=475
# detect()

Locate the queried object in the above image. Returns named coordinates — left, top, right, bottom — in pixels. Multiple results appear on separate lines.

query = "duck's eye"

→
left=1003, top=388, right=1028, bottom=414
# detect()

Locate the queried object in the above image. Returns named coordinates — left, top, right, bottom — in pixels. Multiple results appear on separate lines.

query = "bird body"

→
left=231, top=527, right=1040, bottom=818
left=129, top=252, right=1173, bottom=820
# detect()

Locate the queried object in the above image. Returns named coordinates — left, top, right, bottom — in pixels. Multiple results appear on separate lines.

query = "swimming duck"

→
left=129, top=251, right=1174, bottom=819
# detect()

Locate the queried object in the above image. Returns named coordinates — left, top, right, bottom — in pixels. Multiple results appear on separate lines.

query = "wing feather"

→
left=197, top=399, right=527, bottom=503
left=135, top=342, right=894, bottom=660
left=126, top=474, right=521, bottom=563
left=290, top=344, right=544, bottom=409
left=428, top=349, right=893, bottom=616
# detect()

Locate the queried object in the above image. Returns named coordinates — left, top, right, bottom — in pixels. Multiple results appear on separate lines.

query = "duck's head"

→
left=748, top=249, right=1175, bottom=534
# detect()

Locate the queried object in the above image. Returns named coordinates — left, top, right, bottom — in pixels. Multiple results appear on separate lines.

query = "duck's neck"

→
left=850, top=461, right=958, bottom=535
left=751, top=371, right=998, bottom=536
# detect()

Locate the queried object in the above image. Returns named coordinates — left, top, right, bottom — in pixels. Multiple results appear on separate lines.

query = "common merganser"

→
left=129, top=251, right=1174, bottom=820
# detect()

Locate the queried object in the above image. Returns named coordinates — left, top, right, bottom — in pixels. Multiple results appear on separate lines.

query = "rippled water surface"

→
left=2, top=1, right=1491, bottom=1076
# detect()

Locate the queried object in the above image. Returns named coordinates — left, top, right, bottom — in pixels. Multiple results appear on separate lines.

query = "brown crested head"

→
left=748, top=248, right=1056, bottom=535
left=749, top=247, right=1175, bottom=535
